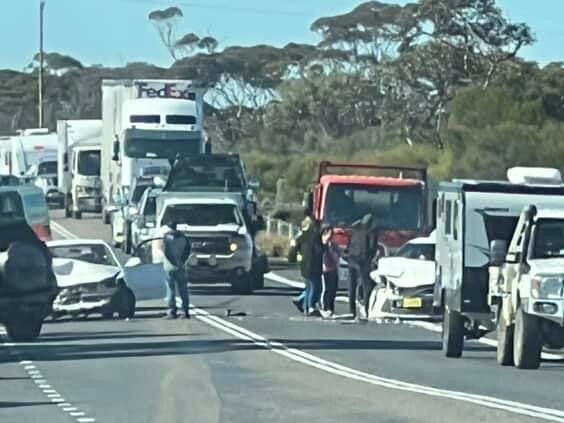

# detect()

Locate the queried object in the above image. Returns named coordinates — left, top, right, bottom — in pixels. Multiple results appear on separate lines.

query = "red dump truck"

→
left=301, top=161, right=434, bottom=284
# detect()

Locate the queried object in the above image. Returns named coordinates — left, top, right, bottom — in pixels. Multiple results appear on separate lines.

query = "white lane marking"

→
left=267, top=272, right=564, bottom=361
left=56, top=219, right=564, bottom=422
left=8, top=355, right=96, bottom=422
left=51, top=220, right=79, bottom=239
left=190, top=304, right=564, bottom=422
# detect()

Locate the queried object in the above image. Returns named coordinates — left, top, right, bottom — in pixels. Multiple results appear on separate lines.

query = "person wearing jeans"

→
left=160, top=220, right=192, bottom=319
left=293, top=218, right=323, bottom=316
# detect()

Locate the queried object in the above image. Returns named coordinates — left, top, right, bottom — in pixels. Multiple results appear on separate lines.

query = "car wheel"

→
left=497, top=305, right=514, bottom=366
left=64, top=197, right=72, bottom=218
left=253, top=270, right=265, bottom=290
left=513, top=303, right=541, bottom=369
left=116, top=287, right=136, bottom=319
left=442, top=308, right=464, bottom=358
left=5, top=315, right=43, bottom=342
left=101, top=307, right=115, bottom=319
left=72, top=210, right=82, bottom=219
left=103, top=211, right=110, bottom=225
left=123, top=223, right=132, bottom=255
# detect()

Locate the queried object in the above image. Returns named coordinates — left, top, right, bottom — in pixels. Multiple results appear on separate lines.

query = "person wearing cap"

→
left=159, top=218, right=192, bottom=319
left=320, top=223, right=340, bottom=318
left=346, top=213, right=377, bottom=319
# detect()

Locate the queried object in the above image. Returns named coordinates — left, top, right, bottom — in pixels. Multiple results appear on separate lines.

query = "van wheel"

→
left=103, top=211, right=110, bottom=224
left=64, top=198, right=72, bottom=218
left=443, top=308, right=464, bottom=358
left=73, top=210, right=82, bottom=219
left=497, top=306, right=514, bottom=366
left=513, top=303, right=541, bottom=369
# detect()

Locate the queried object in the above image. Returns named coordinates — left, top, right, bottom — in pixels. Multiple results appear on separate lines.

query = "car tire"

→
left=253, top=270, right=265, bottom=290
left=123, top=223, right=132, bottom=255
left=116, top=287, right=136, bottom=319
left=103, top=211, right=110, bottom=225
left=73, top=210, right=82, bottom=220
left=513, top=303, right=541, bottom=369
left=231, top=276, right=253, bottom=295
left=443, top=308, right=464, bottom=358
left=497, top=305, right=514, bottom=366
left=5, top=315, right=43, bottom=342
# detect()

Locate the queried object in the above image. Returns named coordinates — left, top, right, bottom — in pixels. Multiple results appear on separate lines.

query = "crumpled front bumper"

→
left=52, top=285, right=117, bottom=313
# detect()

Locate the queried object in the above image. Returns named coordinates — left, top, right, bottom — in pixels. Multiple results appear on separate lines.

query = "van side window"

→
left=453, top=201, right=459, bottom=240
left=445, top=200, right=452, bottom=235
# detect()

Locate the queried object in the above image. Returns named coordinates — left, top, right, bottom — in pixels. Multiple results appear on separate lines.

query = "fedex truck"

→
left=100, top=79, right=209, bottom=227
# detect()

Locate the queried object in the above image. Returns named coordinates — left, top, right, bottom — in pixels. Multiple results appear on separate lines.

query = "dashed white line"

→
left=10, top=356, right=96, bottom=422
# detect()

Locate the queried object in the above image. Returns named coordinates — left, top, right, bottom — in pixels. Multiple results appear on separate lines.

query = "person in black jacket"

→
left=346, top=213, right=377, bottom=319
left=292, top=217, right=323, bottom=316
left=160, top=220, right=192, bottom=319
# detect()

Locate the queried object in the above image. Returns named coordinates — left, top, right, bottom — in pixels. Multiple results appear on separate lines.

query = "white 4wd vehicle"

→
left=489, top=205, right=564, bottom=369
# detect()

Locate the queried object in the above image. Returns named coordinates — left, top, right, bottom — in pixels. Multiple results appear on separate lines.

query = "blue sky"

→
left=2, top=0, right=564, bottom=70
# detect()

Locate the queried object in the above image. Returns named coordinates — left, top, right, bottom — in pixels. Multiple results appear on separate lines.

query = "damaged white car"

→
left=47, top=239, right=136, bottom=319
left=368, top=232, right=439, bottom=320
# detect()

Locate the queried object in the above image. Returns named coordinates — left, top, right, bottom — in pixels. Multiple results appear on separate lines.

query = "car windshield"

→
left=162, top=203, right=242, bottom=227
left=38, top=161, right=57, bottom=175
left=167, top=163, right=245, bottom=192
left=77, top=150, right=101, bottom=176
left=532, top=219, right=564, bottom=259
left=0, top=191, right=25, bottom=224
left=49, top=244, right=117, bottom=267
left=324, top=184, right=423, bottom=229
left=124, top=129, right=202, bottom=159
left=396, top=242, right=435, bottom=260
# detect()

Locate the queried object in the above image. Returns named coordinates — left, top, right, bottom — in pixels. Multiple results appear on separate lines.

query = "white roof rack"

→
left=506, top=167, right=562, bottom=185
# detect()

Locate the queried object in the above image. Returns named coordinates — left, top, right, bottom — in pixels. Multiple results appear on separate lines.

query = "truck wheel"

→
left=253, top=271, right=265, bottom=290
left=5, top=316, right=43, bottom=342
left=513, top=303, right=541, bottom=369
left=123, top=224, right=132, bottom=255
left=497, top=306, right=514, bottom=366
left=231, top=277, right=253, bottom=295
left=115, top=287, right=136, bottom=319
left=442, top=308, right=464, bottom=358
left=64, top=198, right=72, bottom=218
left=72, top=210, right=82, bottom=219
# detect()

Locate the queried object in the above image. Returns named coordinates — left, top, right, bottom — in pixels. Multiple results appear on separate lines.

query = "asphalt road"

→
left=1, top=211, right=564, bottom=423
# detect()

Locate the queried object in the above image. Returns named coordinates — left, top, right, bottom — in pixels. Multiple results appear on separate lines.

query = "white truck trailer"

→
left=56, top=119, right=103, bottom=218
left=100, top=79, right=208, bottom=225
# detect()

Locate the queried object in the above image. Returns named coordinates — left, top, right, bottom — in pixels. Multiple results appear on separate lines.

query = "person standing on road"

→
left=346, top=213, right=377, bottom=319
left=320, top=224, right=339, bottom=318
left=292, top=217, right=323, bottom=316
left=160, top=219, right=192, bottom=319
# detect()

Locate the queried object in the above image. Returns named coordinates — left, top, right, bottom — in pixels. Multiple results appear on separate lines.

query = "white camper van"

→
left=434, top=167, right=564, bottom=359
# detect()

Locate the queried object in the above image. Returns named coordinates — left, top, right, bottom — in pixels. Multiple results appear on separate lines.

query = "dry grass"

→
left=256, top=232, right=291, bottom=258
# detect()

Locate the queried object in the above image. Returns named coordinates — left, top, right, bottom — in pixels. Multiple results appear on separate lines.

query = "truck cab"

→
left=303, top=161, right=431, bottom=288
left=489, top=205, right=564, bottom=369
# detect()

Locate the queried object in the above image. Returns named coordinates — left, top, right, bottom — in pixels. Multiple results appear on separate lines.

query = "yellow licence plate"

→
left=403, top=298, right=422, bottom=308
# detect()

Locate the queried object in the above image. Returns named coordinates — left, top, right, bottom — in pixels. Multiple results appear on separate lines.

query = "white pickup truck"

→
left=133, top=195, right=263, bottom=294
left=489, top=204, right=564, bottom=369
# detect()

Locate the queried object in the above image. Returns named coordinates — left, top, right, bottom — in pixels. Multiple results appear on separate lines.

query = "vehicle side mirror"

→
left=302, top=191, right=313, bottom=216
left=248, top=179, right=260, bottom=191
left=489, top=240, right=507, bottom=266
left=112, top=138, right=120, bottom=162
left=125, top=257, right=142, bottom=268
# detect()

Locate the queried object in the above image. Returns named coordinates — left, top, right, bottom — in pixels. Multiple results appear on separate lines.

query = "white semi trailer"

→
left=100, top=79, right=208, bottom=226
